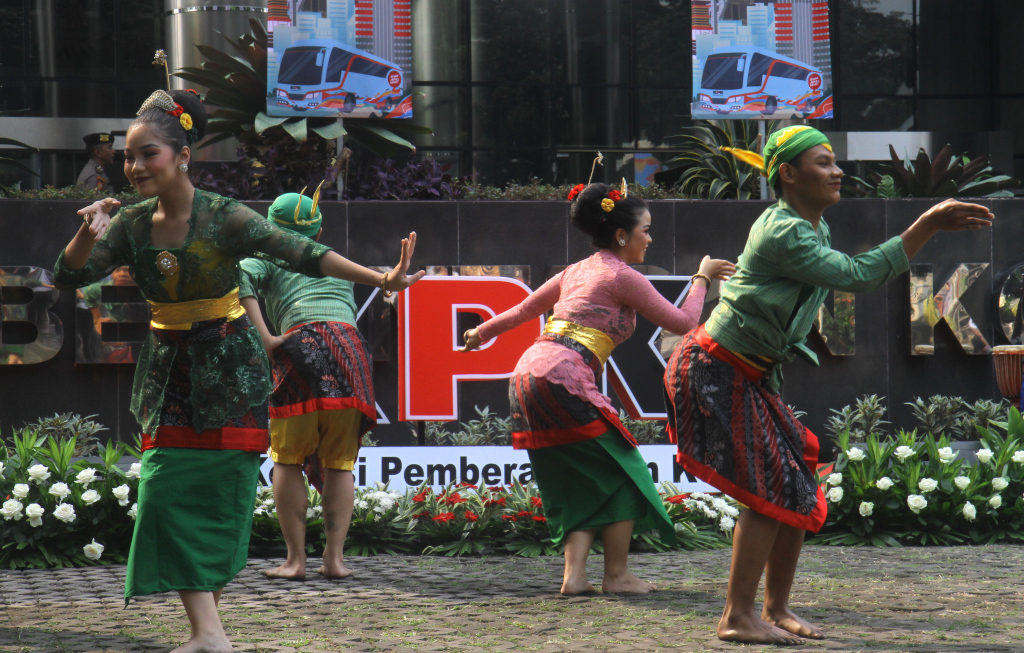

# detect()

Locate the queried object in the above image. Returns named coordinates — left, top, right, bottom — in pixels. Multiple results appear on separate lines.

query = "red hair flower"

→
left=607, top=190, right=622, bottom=201
left=169, top=104, right=184, bottom=118
left=567, top=184, right=585, bottom=201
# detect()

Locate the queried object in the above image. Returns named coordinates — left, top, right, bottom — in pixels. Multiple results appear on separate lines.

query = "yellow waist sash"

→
left=148, top=288, right=246, bottom=330
left=542, top=316, right=615, bottom=366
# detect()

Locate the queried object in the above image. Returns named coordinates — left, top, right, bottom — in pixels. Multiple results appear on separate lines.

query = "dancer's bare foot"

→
left=763, top=607, right=825, bottom=639
left=170, top=633, right=233, bottom=653
left=718, top=611, right=804, bottom=646
left=263, top=560, right=305, bottom=581
left=601, top=571, right=655, bottom=594
left=318, top=562, right=353, bottom=580
left=560, top=576, right=596, bottom=595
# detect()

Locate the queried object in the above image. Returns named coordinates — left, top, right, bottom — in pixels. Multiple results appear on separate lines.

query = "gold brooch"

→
left=155, top=250, right=179, bottom=276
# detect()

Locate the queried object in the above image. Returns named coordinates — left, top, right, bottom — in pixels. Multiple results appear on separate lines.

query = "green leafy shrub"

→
left=813, top=408, right=1024, bottom=546
left=0, top=428, right=140, bottom=569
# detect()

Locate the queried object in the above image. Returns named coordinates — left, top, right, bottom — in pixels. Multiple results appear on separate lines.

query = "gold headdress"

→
left=292, top=181, right=326, bottom=226
left=137, top=90, right=176, bottom=116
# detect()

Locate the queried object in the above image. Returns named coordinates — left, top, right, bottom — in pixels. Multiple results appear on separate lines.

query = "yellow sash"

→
left=148, top=287, right=246, bottom=330
left=542, top=316, right=615, bottom=366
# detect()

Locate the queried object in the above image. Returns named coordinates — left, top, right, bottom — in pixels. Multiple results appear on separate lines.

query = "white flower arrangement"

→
left=719, top=515, right=736, bottom=531
left=1013, top=450, right=1024, bottom=464
left=127, top=503, right=138, bottom=520
left=991, top=477, right=1009, bottom=492
left=963, top=502, right=977, bottom=521
left=48, top=482, right=71, bottom=500
left=976, top=448, right=994, bottom=463
left=126, top=463, right=142, bottom=480
left=989, top=495, right=1002, bottom=509
left=859, top=501, right=874, bottom=517
left=918, top=478, right=938, bottom=493
left=25, top=503, right=44, bottom=527
left=28, top=464, right=51, bottom=484
left=75, top=468, right=99, bottom=487
left=827, top=487, right=844, bottom=503
left=81, top=489, right=100, bottom=506
left=2, top=499, right=25, bottom=521
left=845, top=447, right=865, bottom=462
left=937, top=447, right=956, bottom=464
left=875, top=476, right=894, bottom=490
left=907, top=494, right=928, bottom=513
left=82, top=539, right=104, bottom=561
left=894, top=445, right=916, bottom=462
left=954, top=476, right=971, bottom=491
left=12, top=483, right=29, bottom=499
left=827, top=473, right=843, bottom=486
left=112, top=485, right=131, bottom=506
left=53, top=503, right=76, bottom=524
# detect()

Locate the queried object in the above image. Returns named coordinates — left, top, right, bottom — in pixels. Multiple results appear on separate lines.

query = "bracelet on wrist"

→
left=380, top=271, right=394, bottom=298
left=691, top=273, right=712, bottom=286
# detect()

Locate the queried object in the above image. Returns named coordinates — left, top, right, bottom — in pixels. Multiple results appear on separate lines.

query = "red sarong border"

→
left=693, top=325, right=766, bottom=382
left=270, top=397, right=375, bottom=421
left=676, top=451, right=827, bottom=532
left=142, top=426, right=269, bottom=453
left=512, top=418, right=608, bottom=450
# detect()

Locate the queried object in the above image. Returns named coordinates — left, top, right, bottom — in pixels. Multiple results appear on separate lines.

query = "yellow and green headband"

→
left=762, top=125, right=832, bottom=188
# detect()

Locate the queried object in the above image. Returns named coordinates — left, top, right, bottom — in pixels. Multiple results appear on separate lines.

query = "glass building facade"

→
left=2, top=0, right=1023, bottom=188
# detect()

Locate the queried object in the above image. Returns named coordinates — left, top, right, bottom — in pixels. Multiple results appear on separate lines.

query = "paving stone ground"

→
left=2, top=545, right=1023, bottom=653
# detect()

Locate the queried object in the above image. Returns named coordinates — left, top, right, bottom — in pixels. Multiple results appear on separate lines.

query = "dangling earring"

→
left=618, top=239, right=626, bottom=246
left=178, top=163, right=188, bottom=173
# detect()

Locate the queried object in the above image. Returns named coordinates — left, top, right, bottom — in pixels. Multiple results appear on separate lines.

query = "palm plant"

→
left=176, top=17, right=432, bottom=200
left=663, top=120, right=776, bottom=200
left=844, top=144, right=1019, bottom=198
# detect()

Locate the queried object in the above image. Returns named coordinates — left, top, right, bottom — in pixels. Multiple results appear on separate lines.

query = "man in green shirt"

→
left=240, top=192, right=403, bottom=581
left=664, top=125, right=992, bottom=645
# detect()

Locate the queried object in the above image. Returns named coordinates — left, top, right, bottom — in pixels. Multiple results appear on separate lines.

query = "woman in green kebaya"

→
left=664, top=126, right=993, bottom=645
left=54, top=88, right=422, bottom=653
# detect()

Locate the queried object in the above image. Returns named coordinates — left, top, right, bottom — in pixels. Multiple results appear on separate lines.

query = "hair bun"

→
left=169, top=89, right=208, bottom=142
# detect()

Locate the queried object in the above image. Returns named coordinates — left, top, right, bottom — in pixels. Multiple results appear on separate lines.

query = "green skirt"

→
left=526, top=431, right=676, bottom=546
left=125, top=448, right=261, bottom=603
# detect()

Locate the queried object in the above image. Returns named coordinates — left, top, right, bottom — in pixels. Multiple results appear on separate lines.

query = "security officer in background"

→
left=76, top=132, right=114, bottom=190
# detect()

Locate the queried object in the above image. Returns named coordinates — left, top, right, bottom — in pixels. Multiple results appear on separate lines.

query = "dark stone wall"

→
left=1, top=198, right=1019, bottom=453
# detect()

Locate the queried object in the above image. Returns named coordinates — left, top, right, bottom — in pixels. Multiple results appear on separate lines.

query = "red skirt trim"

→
left=270, top=397, right=375, bottom=420
left=141, top=426, right=269, bottom=453
left=675, top=439, right=828, bottom=532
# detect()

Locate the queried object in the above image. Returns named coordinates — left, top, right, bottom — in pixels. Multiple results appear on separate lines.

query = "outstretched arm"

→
left=319, top=231, right=425, bottom=291
left=899, top=199, right=993, bottom=259
left=622, top=257, right=733, bottom=334
left=460, top=273, right=563, bottom=351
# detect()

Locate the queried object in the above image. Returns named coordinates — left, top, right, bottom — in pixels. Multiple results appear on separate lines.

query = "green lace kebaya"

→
left=53, top=189, right=333, bottom=435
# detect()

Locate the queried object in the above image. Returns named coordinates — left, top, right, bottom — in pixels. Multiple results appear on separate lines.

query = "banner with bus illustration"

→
left=691, top=0, right=833, bottom=120
left=266, top=0, right=412, bottom=119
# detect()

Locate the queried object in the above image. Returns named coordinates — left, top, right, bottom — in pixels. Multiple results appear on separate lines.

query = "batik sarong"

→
left=663, top=325, right=826, bottom=531
left=270, top=321, right=376, bottom=490
left=508, top=334, right=633, bottom=449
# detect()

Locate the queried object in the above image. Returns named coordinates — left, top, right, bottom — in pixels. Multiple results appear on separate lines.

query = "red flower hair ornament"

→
left=567, top=184, right=585, bottom=201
